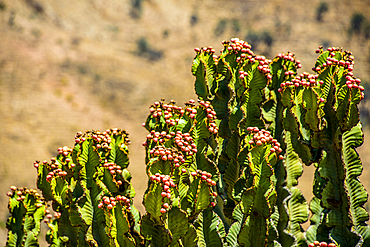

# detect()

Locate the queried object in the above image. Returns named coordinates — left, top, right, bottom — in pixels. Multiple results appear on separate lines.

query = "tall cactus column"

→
left=191, top=38, right=288, bottom=246
left=265, top=53, right=310, bottom=247
left=225, top=127, right=283, bottom=246
left=192, top=38, right=272, bottom=215
left=278, top=47, right=369, bottom=246
left=141, top=99, right=223, bottom=246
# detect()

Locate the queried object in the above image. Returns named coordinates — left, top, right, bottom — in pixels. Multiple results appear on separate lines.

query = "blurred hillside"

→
left=1, top=0, right=370, bottom=244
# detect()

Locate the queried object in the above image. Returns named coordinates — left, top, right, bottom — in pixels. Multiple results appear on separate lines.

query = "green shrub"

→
left=351, top=12, right=365, bottom=34
left=316, top=2, right=328, bottom=21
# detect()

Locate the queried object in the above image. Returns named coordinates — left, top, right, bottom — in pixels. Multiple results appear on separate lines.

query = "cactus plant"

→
left=266, top=52, right=310, bottom=246
left=35, top=128, right=142, bottom=246
left=5, top=187, right=46, bottom=247
left=5, top=38, right=370, bottom=247
left=191, top=38, right=370, bottom=246
left=292, top=47, right=368, bottom=246
left=141, top=99, right=222, bottom=246
left=191, top=38, right=290, bottom=246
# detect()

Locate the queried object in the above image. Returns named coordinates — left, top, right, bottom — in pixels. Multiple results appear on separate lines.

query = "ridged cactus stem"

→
left=278, top=46, right=368, bottom=246
left=231, top=127, right=283, bottom=246
left=35, top=128, right=141, bottom=246
left=342, top=124, right=370, bottom=245
left=5, top=187, right=46, bottom=247
left=142, top=99, right=222, bottom=246
left=192, top=37, right=271, bottom=224
left=266, top=53, right=310, bottom=246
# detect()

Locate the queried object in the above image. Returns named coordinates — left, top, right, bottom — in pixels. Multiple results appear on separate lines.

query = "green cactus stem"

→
left=342, top=123, right=370, bottom=245
left=6, top=187, right=46, bottom=247
left=231, top=127, right=281, bottom=246
left=34, top=128, right=142, bottom=246
left=279, top=47, right=367, bottom=246
left=142, top=99, right=221, bottom=246
left=192, top=38, right=271, bottom=227
left=266, top=53, right=310, bottom=247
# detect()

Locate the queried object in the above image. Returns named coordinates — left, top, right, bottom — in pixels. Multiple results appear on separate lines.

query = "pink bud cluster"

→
left=190, top=170, right=218, bottom=207
left=57, top=146, right=72, bottom=157
left=144, top=130, right=174, bottom=146
left=44, top=209, right=52, bottom=223
left=190, top=170, right=217, bottom=186
left=34, top=160, right=40, bottom=168
left=145, top=131, right=197, bottom=164
left=238, top=69, right=248, bottom=79
left=276, top=52, right=302, bottom=69
left=246, top=127, right=284, bottom=160
left=6, top=186, right=44, bottom=204
left=148, top=100, right=183, bottom=125
left=97, top=195, right=131, bottom=210
left=199, top=100, right=218, bottom=134
left=40, top=152, right=75, bottom=170
left=309, top=241, right=336, bottom=247
left=173, top=132, right=197, bottom=155
left=149, top=173, right=176, bottom=213
left=222, top=38, right=252, bottom=56
left=38, top=157, right=72, bottom=182
left=150, top=146, right=187, bottom=167
left=194, top=46, right=216, bottom=54
left=91, top=132, right=111, bottom=150
left=45, top=210, right=61, bottom=221
left=74, top=131, right=86, bottom=144
left=345, top=75, right=364, bottom=91
left=74, top=129, right=131, bottom=147
left=255, top=55, right=272, bottom=79
left=194, top=46, right=218, bottom=63
left=64, top=157, right=76, bottom=169
left=46, top=211, right=61, bottom=220
left=185, top=101, right=198, bottom=119
left=313, top=47, right=355, bottom=73
left=103, top=162, right=123, bottom=185
left=315, top=46, right=324, bottom=54
left=34, top=155, right=76, bottom=180
left=209, top=197, right=217, bottom=207
left=46, top=168, right=68, bottom=182
left=222, top=38, right=272, bottom=80
left=277, top=72, right=320, bottom=92
left=314, top=47, right=364, bottom=100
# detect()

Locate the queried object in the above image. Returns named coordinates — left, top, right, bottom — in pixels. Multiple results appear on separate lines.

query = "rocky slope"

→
left=1, top=0, right=370, bottom=243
